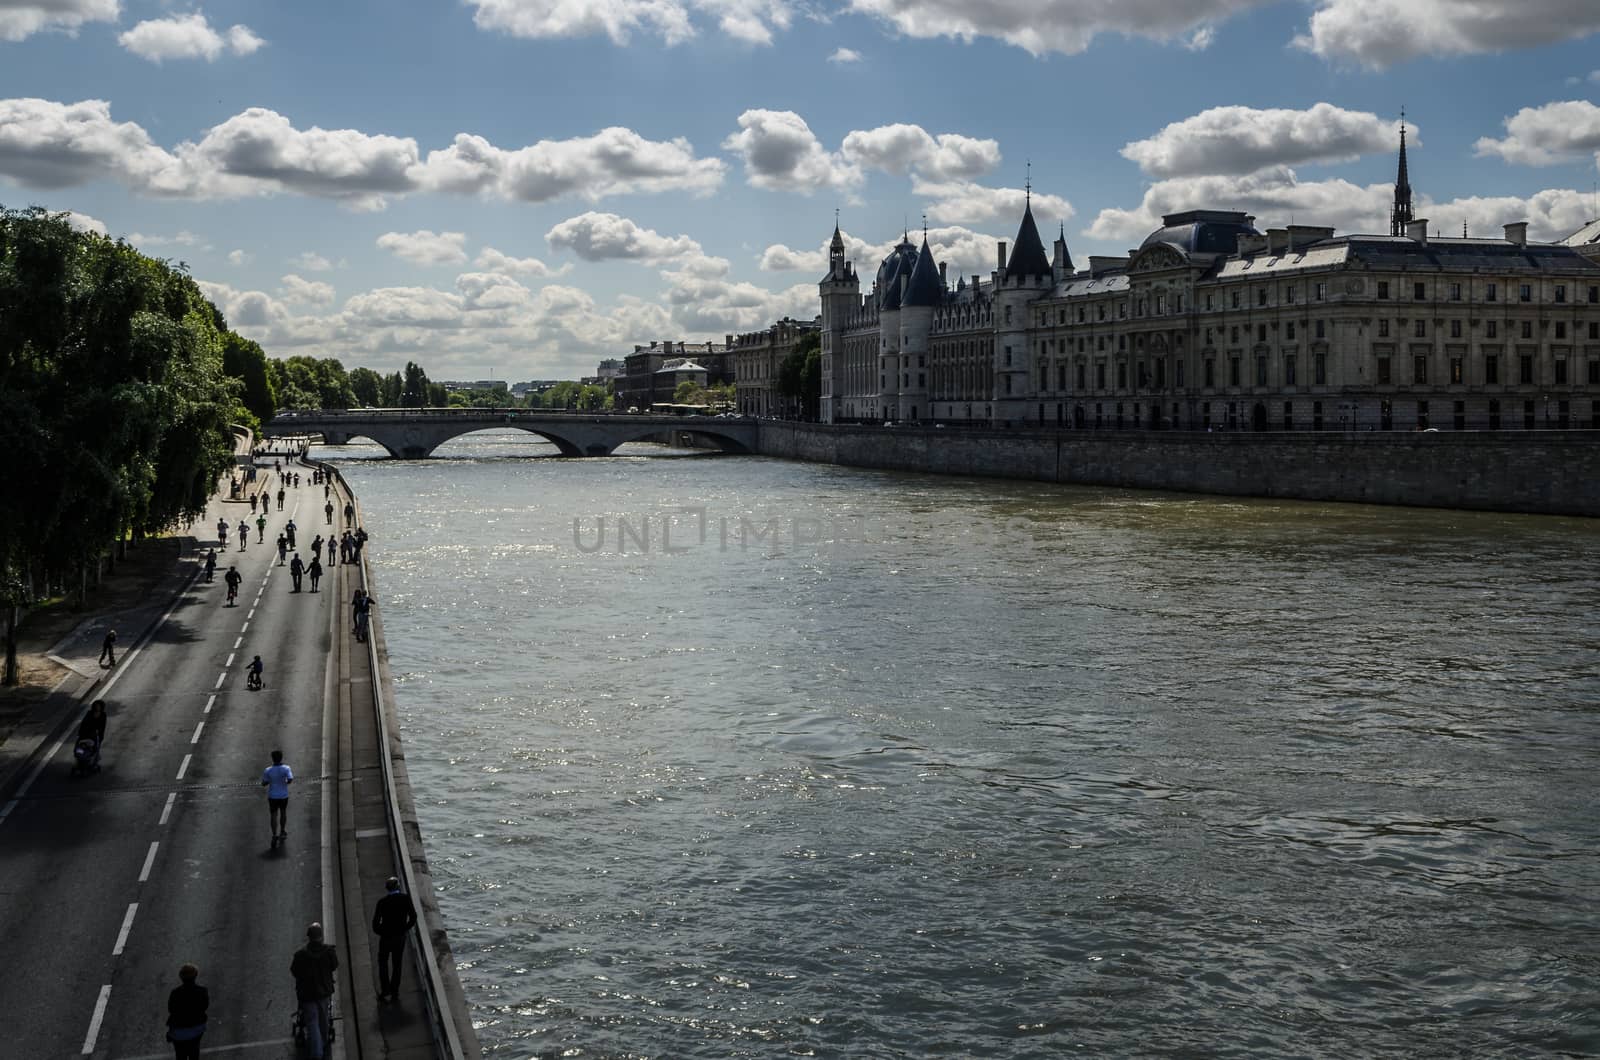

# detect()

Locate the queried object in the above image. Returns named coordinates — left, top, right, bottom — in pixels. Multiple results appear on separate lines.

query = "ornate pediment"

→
left=1129, top=242, right=1188, bottom=273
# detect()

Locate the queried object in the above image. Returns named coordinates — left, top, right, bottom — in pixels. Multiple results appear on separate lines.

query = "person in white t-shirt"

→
left=261, top=750, right=293, bottom=845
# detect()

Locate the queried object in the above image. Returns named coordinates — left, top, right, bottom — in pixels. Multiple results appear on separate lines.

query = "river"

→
left=323, top=429, right=1600, bottom=1059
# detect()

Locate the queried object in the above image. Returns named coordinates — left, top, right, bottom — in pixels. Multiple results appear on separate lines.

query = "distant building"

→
left=438, top=379, right=507, bottom=392
left=819, top=123, right=1600, bottom=431
left=595, top=358, right=625, bottom=381
left=617, top=340, right=732, bottom=410
left=728, top=317, right=819, bottom=417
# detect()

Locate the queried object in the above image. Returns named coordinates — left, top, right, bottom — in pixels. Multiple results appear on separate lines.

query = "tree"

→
left=777, top=332, right=821, bottom=419
left=380, top=370, right=402, bottom=407
left=673, top=379, right=703, bottom=405
left=348, top=366, right=383, bottom=407
left=400, top=361, right=429, bottom=407
left=221, top=333, right=275, bottom=426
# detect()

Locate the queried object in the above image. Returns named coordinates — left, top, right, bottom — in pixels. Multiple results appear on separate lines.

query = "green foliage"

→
left=268, top=355, right=356, bottom=410
left=0, top=206, right=240, bottom=651
left=222, top=332, right=275, bottom=427
left=673, top=379, right=702, bottom=405
left=777, top=331, right=821, bottom=419
left=348, top=366, right=383, bottom=407
left=401, top=361, right=429, bottom=406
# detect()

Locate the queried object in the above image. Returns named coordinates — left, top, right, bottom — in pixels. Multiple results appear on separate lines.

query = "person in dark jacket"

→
left=291, top=922, right=339, bottom=1059
left=166, top=963, right=208, bottom=1059
left=371, top=876, right=419, bottom=1002
left=78, top=700, right=108, bottom=748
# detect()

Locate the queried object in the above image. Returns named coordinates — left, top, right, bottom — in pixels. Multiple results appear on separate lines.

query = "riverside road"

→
left=0, top=467, right=343, bottom=1058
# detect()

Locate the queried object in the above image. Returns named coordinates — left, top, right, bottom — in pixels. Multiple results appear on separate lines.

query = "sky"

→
left=3, top=0, right=1600, bottom=381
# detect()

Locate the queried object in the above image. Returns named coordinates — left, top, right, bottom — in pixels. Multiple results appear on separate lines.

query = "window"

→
left=1591, top=323, right=1599, bottom=340
left=1255, top=355, right=1268, bottom=386
left=1519, top=284, right=1532, bottom=303
left=1379, top=319, right=1390, bottom=337
left=1555, top=284, right=1567, bottom=303
left=1486, top=355, right=1499, bottom=384
left=1118, top=335, right=1127, bottom=351
left=1450, top=320, right=1462, bottom=338
left=1285, top=354, right=1297, bottom=385
left=1521, top=321, right=1533, bottom=340
left=1315, top=282, right=1327, bottom=302
left=1287, top=322, right=1297, bottom=340
left=1450, top=357, right=1463, bottom=384
left=1590, top=360, right=1600, bottom=385
left=1077, top=363, right=1086, bottom=389
left=1415, top=320, right=1427, bottom=338
left=1314, top=353, right=1327, bottom=384
left=1257, top=288, right=1268, bottom=307
left=1231, top=291, right=1241, bottom=309
left=1059, top=364, right=1068, bottom=390
left=1284, top=285, right=1296, bottom=304
left=1176, top=360, right=1185, bottom=387
left=1378, top=280, right=1390, bottom=299
left=1229, top=357, right=1241, bottom=386
left=1204, top=358, right=1215, bottom=387
left=1519, top=354, right=1534, bottom=384
left=1449, top=283, right=1462, bottom=301
left=1555, top=359, right=1568, bottom=384
left=1117, top=363, right=1128, bottom=389
left=1315, top=320, right=1326, bottom=339
left=1156, top=294, right=1166, bottom=314
left=1486, top=282, right=1497, bottom=302
left=1040, top=366, right=1049, bottom=390
left=1487, top=320, right=1498, bottom=338
left=1414, top=355, right=1428, bottom=384
left=1230, top=326, right=1240, bottom=344
left=1096, top=363, right=1107, bottom=388
left=1414, top=282, right=1426, bottom=300
left=1206, top=294, right=1215, bottom=311
left=1590, top=285, right=1599, bottom=304
left=1098, top=305, right=1106, bottom=321
left=1257, top=324, right=1267, bottom=343
left=1378, top=356, right=1392, bottom=384
left=1005, top=305, right=1013, bottom=323
left=1555, top=321, right=1567, bottom=339
left=1005, top=346, right=1012, bottom=366
left=1076, top=308, right=1084, bottom=323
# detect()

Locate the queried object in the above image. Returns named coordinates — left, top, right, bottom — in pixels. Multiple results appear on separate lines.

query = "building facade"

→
left=819, top=134, right=1600, bottom=432
left=617, top=340, right=731, bottom=410
left=728, top=317, right=820, bottom=417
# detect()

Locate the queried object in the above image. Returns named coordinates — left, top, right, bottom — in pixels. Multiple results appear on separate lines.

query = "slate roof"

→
left=1004, top=200, right=1052, bottom=280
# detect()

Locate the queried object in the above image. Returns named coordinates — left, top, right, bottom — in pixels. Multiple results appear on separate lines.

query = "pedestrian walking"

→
left=277, top=488, right=285, bottom=512
left=286, top=520, right=297, bottom=549
left=164, top=963, right=209, bottom=1059
left=291, top=923, right=338, bottom=1060
left=289, top=553, right=305, bottom=592
left=255, top=514, right=266, bottom=542
left=261, top=750, right=293, bottom=845
left=324, top=500, right=334, bottom=525
left=277, top=534, right=288, bottom=565
left=327, top=536, right=337, bottom=566
left=99, top=629, right=117, bottom=668
left=308, top=556, right=323, bottom=592
left=249, top=494, right=258, bottom=514
left=343, top=502, right=354, bottom=523
left=371, top=876, right=418, bottom=1002
left=237, top=519, right=249, bottom=552
left=354, top=592, right=374, bottom=643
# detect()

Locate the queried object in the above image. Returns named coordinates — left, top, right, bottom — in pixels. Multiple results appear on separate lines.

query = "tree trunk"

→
left=3, top=605, right=18, bottom=686
left=76, top=563, right=87, bottom=611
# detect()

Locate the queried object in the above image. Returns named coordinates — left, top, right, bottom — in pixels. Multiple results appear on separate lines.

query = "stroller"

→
left=72, top=738, right=101, bottom=776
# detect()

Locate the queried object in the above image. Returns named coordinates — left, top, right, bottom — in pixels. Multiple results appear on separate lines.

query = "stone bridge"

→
left=263, top=408, right=759, bottom=459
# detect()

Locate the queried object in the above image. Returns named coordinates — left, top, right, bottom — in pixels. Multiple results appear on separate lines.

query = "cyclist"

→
left=203, top=549, right=216, bottom=582
left=224, top=565, right=242, bottom=606
left=246, top=655, right=264, bottom=690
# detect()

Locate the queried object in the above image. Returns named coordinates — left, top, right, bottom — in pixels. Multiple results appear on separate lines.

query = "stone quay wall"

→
left=753, top=423, right=1600, bottom=517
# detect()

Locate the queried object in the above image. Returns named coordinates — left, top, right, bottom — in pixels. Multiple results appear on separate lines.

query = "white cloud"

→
left=1121, top=103, right=1403, bottom=178
left=0, top=0, right=118, bottom=43
left=846, top=0, right=1267, bottom=57
left=127, top=229, right=203, bottom=248
left=1085, top=166, right=1392, bottom=244
left=416, top=127, right=725, bottom=202
left=722, top=109, right=861, bottom=195
left=227, top=249, right=252, bottom=266
left=1184, top=25, right=1215, bottom=50
left=474, top=246, right=567, bottom=277
left=828, top=46, right=862, bottom=63
left=840, top=124, right=1000, bottom=181
left=63, top=210, right=106, bottom=235
left=1474, top=101, right=1600, bottom=168
left=914, top=179, right=1072, bottom=227
left=118, top=13, right=265, bottom=63
left=546, top=211, right=703, bottom=263
left=291, top=251, right=334, bottom=272
left=758, top=243, right=826, bottom=272
left=463, top=0, right=792, bottom=46
left=759, top=224, right=1008, bottom=283
left=344, top=286, right=466, bottom=329
left=0, top=98, right=724, bottom=211
left=1294, top=0, right=1600, bottom=68
left=455, top=271, right=532, bottom=313
left=279, top=274, right=336, bottom=307
left=376, top=229, right=470, bottom=266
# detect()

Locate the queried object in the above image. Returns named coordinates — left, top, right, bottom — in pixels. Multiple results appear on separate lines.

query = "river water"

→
left=323, top=430, right=1600, bottom=1059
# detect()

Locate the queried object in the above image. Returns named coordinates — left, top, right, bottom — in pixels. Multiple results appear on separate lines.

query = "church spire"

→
left=1391, top=110, right=1414, bottom=236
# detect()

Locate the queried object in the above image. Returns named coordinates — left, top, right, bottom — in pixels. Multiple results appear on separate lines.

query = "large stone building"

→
left=617, top=340, right=731, bottom=410
left=819, top=130, right=1600, bottom=432
left=728, top=317, right=819, bottom=417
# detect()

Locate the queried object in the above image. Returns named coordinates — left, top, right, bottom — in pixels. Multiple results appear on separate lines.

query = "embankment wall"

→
left=755, top=423, right=1600, bottom=516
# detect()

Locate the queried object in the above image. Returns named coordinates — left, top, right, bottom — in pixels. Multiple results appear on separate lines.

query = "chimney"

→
left=1287, top=225, right=1335, bottom=251
left=1407, top=219, right=1429, bottom=244
left=1236, top=233, right=1269, bottom=256
left=1503, top=221, right=1528, bottom=246
left=725, top=334, right=733, bottom=347
left=1267, top=228, right=1290, bottom=254
left=997, top=241, right=1008, bottom=272
left=633, top=344, right=642, bottom=353
left=939, top=261, right=947, bottom=287
left=650, top=340, right=658, bottom=349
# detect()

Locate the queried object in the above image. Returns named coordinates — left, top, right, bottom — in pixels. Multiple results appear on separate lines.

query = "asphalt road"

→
left=0, top=465, right=351, bottom=1058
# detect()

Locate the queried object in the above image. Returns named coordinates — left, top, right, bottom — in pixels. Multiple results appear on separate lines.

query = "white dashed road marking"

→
left=111, top=903, right=137, bottom=955
left=176, top=755, right=191, bottom=781
left=159, top=792, right=176, bottom=825
left=81, top=984, right=111, bottom=1055
left=139, top=842, right=159, bottom=882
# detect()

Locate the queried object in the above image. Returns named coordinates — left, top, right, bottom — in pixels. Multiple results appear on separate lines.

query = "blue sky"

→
left=3, top=0, right=1600, bottom=380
